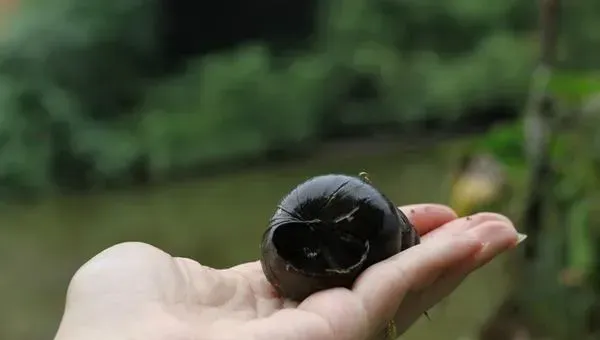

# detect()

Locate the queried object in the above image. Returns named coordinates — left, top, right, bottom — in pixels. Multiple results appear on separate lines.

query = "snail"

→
left=260, top=172, right=422, bottom=338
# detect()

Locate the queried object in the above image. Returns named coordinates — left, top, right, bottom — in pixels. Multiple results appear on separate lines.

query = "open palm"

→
left=54, top=204, right=519, bottom=340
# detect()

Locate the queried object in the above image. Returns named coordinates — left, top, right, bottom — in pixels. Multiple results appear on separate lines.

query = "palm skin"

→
left=54, top=204, right=519, bottom=340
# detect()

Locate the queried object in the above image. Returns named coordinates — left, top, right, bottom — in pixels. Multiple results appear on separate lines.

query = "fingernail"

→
left=506, top=232, right=527, bottom=249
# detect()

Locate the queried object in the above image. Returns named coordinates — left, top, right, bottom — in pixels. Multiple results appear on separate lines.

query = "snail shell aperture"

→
left=260, top=173, right=420, bottom=301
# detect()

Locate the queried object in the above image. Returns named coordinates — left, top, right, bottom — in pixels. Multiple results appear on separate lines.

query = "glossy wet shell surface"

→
left=260, top=174, right=419, bottom=301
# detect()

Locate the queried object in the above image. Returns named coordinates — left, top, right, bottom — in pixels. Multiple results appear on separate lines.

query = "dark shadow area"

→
left=157, top=0, right=319, bottom=71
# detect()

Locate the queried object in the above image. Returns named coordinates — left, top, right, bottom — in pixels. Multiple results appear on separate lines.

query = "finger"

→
left=466, top=219, right=519, bottom=267
left=421, top=212, right=513, bottom=243
left=403, top=213, right=516, bottom=294
left=438, top=219, right=520, bottom=290
left=399, top=204, right=458, bottom=236
left=418, top=218, right=518, bottom=303
left=352, top=232, right=482, bottom=329
left=393, top=220, right=519, bottom=332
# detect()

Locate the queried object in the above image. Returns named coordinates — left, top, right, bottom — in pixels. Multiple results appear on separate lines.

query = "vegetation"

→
left=0, top=0, right=544, bottom=198
left=458, top=1, right=600, bottom=337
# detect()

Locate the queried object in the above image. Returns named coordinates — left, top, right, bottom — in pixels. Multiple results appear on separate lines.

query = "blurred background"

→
left=0, top=0, right=599, bottom=339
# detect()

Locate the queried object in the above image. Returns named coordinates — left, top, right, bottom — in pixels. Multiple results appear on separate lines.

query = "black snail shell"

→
left=260, top=173, right=420, bottom=301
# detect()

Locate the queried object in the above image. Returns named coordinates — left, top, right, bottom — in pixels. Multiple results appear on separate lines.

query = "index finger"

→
left=399, top=204, right=458, bottom=236
left=352, top=232, right=482, bottom=332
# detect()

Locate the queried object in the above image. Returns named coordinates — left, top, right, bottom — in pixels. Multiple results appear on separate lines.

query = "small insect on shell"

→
left=260, top=173, right=420, bottom=301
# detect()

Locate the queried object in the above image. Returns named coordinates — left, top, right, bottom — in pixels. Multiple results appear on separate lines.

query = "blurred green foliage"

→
left=1, top=0, right=598, bottom=199
left=471, top=67, right=600, bottom=338
left=550, top=71, right=600, bottom=289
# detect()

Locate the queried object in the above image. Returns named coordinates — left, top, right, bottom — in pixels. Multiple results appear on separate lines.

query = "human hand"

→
left=54, top=204, right=520, bottom=340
